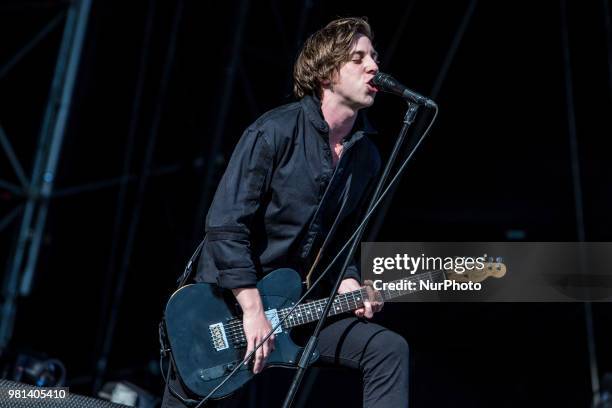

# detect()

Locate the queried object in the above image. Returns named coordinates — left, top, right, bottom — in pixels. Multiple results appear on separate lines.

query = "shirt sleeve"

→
left=342, top=260, right=363, bottom=283
left=204, top=128, right=274, bottom=289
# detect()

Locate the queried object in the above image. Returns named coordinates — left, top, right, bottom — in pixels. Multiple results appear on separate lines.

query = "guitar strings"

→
left=228, top=265, right=497, bottom=342
left=222, top=291, right=359, bottom=337
left=222, top=288, right=365, bottom=336
left=223, top=269, right=452, bottom=345
left=222, top=268, right=451, bottom=342
left=223, top=293, right=360, bottom=343
left=221, top=288, right=368, bottom=344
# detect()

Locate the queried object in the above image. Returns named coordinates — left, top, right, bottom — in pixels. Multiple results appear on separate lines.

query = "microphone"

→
left=371, top=72, right=437, bottom=108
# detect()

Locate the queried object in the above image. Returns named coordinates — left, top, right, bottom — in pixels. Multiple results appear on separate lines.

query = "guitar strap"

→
left=175, top=238, right=206, bottom=289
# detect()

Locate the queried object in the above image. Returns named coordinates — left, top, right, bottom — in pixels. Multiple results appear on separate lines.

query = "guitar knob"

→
left=225, top=362, right=236, bottom=371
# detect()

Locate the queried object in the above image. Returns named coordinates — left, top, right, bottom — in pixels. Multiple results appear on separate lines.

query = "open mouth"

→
left=366, top=81, right=379, bottom=93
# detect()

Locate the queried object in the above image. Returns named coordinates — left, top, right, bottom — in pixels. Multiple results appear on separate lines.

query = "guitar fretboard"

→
left=277, top=269, right=446, bottom=328
left=224, top=270, right=447, bottom=347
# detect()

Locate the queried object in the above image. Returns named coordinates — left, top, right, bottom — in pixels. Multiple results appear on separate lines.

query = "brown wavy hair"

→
left=293, top=17, right=373, bottom=99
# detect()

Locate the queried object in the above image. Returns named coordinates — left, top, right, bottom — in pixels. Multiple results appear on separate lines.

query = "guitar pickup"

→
left=264, top=309, right=283, bottom=335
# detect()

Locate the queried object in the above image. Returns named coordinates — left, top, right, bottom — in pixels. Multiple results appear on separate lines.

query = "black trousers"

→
left=161, top=316, right=409, bottom=408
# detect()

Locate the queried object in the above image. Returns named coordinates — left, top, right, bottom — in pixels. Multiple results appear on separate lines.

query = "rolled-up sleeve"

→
left=204, top=128, right=274, bottom=289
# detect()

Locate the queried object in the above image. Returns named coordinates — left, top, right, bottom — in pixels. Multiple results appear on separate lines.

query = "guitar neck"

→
left=278, top=270, right=446, bottom=328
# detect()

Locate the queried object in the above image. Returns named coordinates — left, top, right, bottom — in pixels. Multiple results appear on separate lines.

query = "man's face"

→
left=329, top=34, right=380, bottom=110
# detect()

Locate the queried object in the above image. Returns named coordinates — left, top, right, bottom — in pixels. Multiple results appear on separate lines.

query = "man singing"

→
left=163, top=17, right=409, bottom=408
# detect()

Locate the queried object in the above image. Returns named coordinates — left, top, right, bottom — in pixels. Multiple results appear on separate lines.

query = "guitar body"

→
left=164, top=268, right=316, bottom=399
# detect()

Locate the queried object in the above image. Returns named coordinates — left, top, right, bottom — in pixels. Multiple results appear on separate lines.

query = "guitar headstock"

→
left=446, top=258, right=507, bottom=283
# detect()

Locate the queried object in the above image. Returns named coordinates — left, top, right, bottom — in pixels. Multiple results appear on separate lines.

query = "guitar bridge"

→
left=209, top=322, right=229, bottom=351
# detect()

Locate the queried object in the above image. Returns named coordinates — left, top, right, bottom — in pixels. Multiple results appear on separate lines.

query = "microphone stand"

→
left=281, top=101, right=421, bottom=408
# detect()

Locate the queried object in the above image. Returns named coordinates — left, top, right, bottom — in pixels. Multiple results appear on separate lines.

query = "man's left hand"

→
left=338, top=278, right=383, bottom=319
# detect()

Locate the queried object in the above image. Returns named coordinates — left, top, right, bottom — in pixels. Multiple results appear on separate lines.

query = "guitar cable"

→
left=162, top=104, right=439, bottom=407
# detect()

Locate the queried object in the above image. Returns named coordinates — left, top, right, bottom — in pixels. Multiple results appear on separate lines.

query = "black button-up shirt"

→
left=196, top=95, right=381, bottom=290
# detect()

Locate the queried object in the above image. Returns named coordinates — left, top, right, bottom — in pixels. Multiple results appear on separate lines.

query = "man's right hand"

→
left=231, top=287, right=275, bottom=374
left=242, top=309, right=275, bottom=373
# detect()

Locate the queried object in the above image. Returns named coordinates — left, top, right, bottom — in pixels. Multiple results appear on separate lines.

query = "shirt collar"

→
left=300, top=94, right=379, bottom=140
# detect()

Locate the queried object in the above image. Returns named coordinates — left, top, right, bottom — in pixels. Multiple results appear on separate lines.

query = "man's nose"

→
left=366, top=58, right=379, bottom=74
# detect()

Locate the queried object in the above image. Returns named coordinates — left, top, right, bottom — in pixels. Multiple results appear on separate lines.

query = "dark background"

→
left=1, top=0, right=612, bottom=406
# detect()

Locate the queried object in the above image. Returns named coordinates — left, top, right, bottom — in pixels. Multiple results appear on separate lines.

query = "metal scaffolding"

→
left=0, top=0, right=93, bottom=351
left=560, top=1, right=600, bottom=405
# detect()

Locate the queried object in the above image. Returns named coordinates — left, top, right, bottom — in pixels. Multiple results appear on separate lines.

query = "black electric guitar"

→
left=163, top=263, right=506, bottom=399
